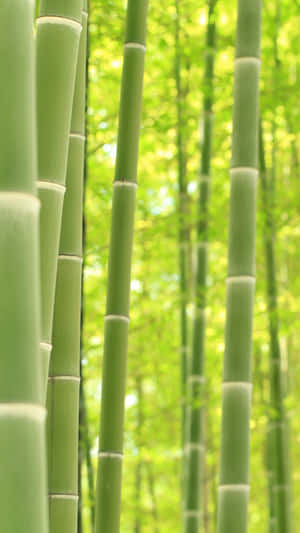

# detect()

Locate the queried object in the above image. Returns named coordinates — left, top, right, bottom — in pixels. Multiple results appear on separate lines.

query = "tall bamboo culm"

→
left=0, top=2, right=48, bottom=532
left=216, top=1, right=262, bottom=532
left=47, top=2, right=88, bottom=532
left=184, top=2, right=216, bottom=532
left=36, top=0, right=83, bottom=394
left=259, top=123, right=292, bottom=533
left=175, top=0, right=189, bottom=465
left=95, top=2, right=149, bottom=532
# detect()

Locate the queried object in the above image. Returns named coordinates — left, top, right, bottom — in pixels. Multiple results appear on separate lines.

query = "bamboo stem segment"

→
left=47, top=4, right=88, bottom=532
left=36, top=0, right=83, bottom=395
left=216, top=1, right=262, bottom=533
left=0, top=2, right=48, bottom=532
left=184, top=2, right=216, bottom=531
left=95, top=2, right=149, bottom=532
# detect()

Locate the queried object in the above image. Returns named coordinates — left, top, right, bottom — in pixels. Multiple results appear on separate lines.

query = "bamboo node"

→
left=222, top=381, right=252, bottom=391
left=0, top=403, right=46, bottom=421
left=114, top=180, right=138, bottom=189
left=184, top=443, right=204, bottom=454
left=218, top=484, right=250, bottom=491
left=40, top=342, right=52, bottom=353
left=235, top=56, right=261, bottom=65
left=99, top=451, right=123, bottom=460
left=188, top=375, right=205, bottom=384
left=49, top=494, right=79, bottom=500
left=38, top=181, right=66, bottom=194
left=0, top=192, right=40, bottom=211
left=230, top=167, right=259, bottom=176
left=69, top=132, right=86, bottom=141
left=124, top=42, right=146, bottom=52
left=227, top=275, right=255, bottom=284
left=36, top=16, right=82, bottom=33
left=48, top=376, right=81, bottom=383
left=105, top=314, right=130, bottom=323
left=59, top=254, right=83, bottom=263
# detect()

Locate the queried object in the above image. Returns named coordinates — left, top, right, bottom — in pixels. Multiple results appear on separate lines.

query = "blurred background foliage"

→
left=80, top=0, right=300, bottom=531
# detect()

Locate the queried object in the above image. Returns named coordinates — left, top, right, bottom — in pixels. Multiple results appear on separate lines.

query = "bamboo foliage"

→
left=0, top=2, right=48, bottom=532
left=184, top=2, right=216, bottom=531
left=95, top=2, right=149, bottom=532
left=47, top=2, right=88, bottom=532
left=36, top=0, right=83, bottom=394
left=216, top=1, right=262, bottom=533
left=259, top=123, right=292, bottom=533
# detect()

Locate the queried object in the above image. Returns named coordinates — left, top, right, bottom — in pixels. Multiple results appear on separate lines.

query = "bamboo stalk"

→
left=184, top=2, right=216, bottom=532
left=47, top=3, right=88, bottom=531
left=216, top=1, right=262, bottom=532
left=259, top=123, right=292, bottom=533
left=95, top=2, right=149, bottom=531
left=0, top=2, right=48, bottom=532
left=36, top=0, right=83, bottom=395
left=175, top=0, right=189, bottom=453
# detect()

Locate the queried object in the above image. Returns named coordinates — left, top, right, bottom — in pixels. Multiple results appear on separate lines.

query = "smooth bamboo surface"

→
left=184, top=2, right=216, bottom=531
left=0, top=2, right=48, bottom=532
left=216, top=1, right=262, bottom=533
left=47, top=4, right=88, bottom=532
left=36, top=0, right=83, bottom=394
left=95, top=2, right=149, bottom=532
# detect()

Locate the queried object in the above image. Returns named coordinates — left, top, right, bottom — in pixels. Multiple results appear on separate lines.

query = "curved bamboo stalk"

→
left=259, top=123, right=292, bottom=533
left=36, top=0, right=83, bottom=395
left=184, top=2, right=216, bottom=531
left=47, top=3, right=88, bottom=531
left=95, top=2, right=149, bottom=532
left=216, top=1, right=262, bottom=532
left=0, top=2, right=48, bottom=532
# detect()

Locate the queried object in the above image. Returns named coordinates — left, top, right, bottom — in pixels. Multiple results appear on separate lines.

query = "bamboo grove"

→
left=1, top=0, right=300, bottom=532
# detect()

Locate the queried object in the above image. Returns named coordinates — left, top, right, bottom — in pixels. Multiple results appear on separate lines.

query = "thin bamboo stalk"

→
left=184, top=2, right=216, bottom=532
left=175, top=0, right=189, bottom=452
left=47, top=3, right=88, bottom=531
left=259, top=123, right=292, bottom=533
left=80, top=372, right=96, bottom=529
left=95, top=2, right=149, bottom=531
left=216, top=1, right=262, bottom=532
left=0, top=2, right=48, bottom=532
left=36, top=0, right=83, bottom=395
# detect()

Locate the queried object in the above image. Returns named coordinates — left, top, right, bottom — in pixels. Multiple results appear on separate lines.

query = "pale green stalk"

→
left=0, top=2, right=48, bottom=532
left=184, top=2, right=216, bottom=532
left=216, top=1, right=262, bottom=532
left=95, top=2, right=149, bottom=532
left=47, top=3, right=88, bottom=531
left=36, top=0, right=83, bottom=394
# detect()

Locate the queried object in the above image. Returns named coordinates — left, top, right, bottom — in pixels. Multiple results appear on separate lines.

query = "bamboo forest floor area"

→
left=80, top=0, right=300, bottom=531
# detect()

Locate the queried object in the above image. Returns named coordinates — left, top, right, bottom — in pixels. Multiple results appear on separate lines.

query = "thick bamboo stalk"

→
left=0, top=2, right=48, bottom=532
left=95, top=2, right=149, bottom=532
left=216, top=1, right=262, bottom=532
left=36, top=0, right=83, bottom=394
left=184, top=2, right=216, bottom=532
left=47, top=3, right=88, bottom=532
left=259, top=123, right=292, bottom=533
